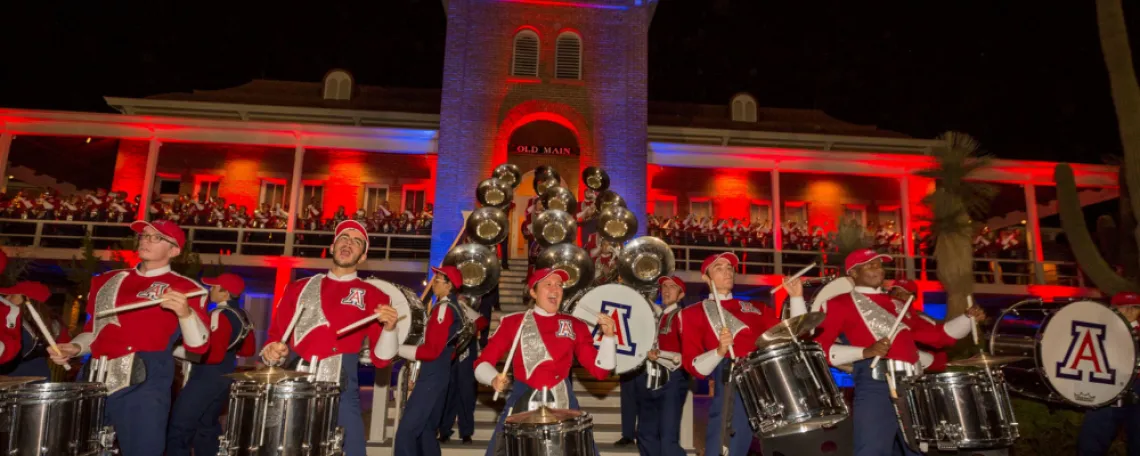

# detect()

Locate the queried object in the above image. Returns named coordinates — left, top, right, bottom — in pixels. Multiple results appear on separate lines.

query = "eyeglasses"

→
left=137, top=233, right=176, bottom=246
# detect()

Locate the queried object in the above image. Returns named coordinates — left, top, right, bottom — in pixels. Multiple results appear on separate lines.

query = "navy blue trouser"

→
left=658, top=369, right=690, bottom=456
left=705, top=360, right=752, bottom=456
left=99, top=351, right=176, bottom=456
left=394, top=350, right=453, bottom=456
left=851, top=360, right=920, bottom=456
left=0, top=328, right=53, bottom=379
left=486, top=379, right=597, bottom=456
left=1077, top=381, right=1140, bottom=456
left=437, top=348, right=477, bottom=439
left=620, top=371, right=639, bottom=440
left=634, top=369, right=665, bottom=455
left=166, top=361, right=233, bottom=456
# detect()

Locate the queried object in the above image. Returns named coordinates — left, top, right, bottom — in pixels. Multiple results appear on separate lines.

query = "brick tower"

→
left=431, top=0, right=656, bottom=267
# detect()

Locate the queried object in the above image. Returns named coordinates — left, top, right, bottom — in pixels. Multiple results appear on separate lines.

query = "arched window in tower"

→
left=555, top=31, right=582, bottom=80
left=512, top=30, right=540, bottom=77
left=731, top=93, right=758, bottom=122
left=323, top=70, right=353, bottom=100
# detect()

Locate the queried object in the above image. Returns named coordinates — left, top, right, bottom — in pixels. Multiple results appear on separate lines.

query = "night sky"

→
left=2, top=1, right=1138, bottom=164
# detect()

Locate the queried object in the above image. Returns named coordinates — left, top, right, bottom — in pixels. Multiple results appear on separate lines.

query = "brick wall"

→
left=432, top=0, right=653, bottom=268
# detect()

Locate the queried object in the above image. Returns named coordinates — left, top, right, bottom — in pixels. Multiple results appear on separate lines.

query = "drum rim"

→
left=991, top=299, right=1140, bottom=408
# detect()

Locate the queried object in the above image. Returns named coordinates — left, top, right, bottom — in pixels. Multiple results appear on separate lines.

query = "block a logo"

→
left=592, top=300, right=637, bottom=356
left=1055, top=321, right=1116, bottom=385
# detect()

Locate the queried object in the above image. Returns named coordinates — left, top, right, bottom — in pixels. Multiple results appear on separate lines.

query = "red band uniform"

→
left=0, top=281, right=68, bottom=378
left=680, top=252, right=808, bottom=456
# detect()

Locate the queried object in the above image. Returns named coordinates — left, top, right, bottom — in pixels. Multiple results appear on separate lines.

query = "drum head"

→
left=570, top=284, right=658, bottom=374
left=1040, top=300, right=1138, bottom=407
left=810, top=276, right=853, bottom=312
left=364, top=279, right=423, bottom=345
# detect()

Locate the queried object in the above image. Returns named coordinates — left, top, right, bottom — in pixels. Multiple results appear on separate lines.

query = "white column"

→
left=369, top=364, right=393, bottom=442
left=137, top=138, right=161, bottom=221
left=900, top=175, right=915, bottom=278
left=1024, top=183, right=1046, bottom=284
left=771, top=169, right=783, bottom=273
left=285, top=144, right=305, bottom=256
left=0, top=132, right=12, bottom=194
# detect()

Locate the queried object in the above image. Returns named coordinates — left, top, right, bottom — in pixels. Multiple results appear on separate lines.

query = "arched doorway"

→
left=507, top=119, right=581, bottom=257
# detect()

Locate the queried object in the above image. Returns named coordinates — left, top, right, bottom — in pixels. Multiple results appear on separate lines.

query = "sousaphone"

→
left=541, top=186, right=578, bottom=214
left=532, top=210, right=578, bottom=247
left=476, top=178, right=513, bottom=209
left=494, top=163, right=522, bottom=189
left=617, top=236, right=675, bottom=290
left=597, top=205, right=638, bottom=243
left=466, top=206, right=509, bottom=245
left=535, top=243, right=595, bottom=296
left=581, top=167, right=610, bottom=192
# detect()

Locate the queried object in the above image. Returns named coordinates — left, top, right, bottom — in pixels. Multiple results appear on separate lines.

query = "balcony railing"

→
left=0, top=219, right=431, bottom=261
left=0, top=218, right=1086, bottom=287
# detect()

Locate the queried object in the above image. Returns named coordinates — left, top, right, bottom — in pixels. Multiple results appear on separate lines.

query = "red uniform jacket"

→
left=85, top=267, right=210, bottom=359
left=681, top=296, right=781, bottom=379
left=476, top=311, right=610, bottom=390
left=202, top=306, right=258, bottom=364
left=0, top=302, right=21, bottom=364
left=267, top=273, right=392, bottom=367
left=815, top=289, right=958, bottom=365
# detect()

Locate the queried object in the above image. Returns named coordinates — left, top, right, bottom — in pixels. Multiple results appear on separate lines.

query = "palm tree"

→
left=917, top=132, right=997, bottom=318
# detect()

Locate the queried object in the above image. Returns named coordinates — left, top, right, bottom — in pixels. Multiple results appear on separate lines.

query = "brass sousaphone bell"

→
left=442, top=243, right=503, bottom=296
left=617, top=236, right=676, bottom=289
left=466, top=206, right=509, bottom=245
left=533, top=165, right=561, bottom=195
left=476, top=178, right=513, bottom=209
left=531, top=210, right=578, bottom=247
left=596, top=190, right=626, bottom=213
left=540, top=186, right=577, bottom=214
left=493, top=163, right=522, bottom=189
left=535, top=243, right=595, bottom=296
left=597, top=205, right=638, bottom=243
left=581, top=166, right=610, bottom=192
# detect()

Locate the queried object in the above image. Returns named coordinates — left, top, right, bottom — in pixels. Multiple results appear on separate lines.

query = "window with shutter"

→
left=555, top=32, right=582, bottom=79
left=730, top=93, right=758, bottom=122
left=512, top=30, right=540, bottom=77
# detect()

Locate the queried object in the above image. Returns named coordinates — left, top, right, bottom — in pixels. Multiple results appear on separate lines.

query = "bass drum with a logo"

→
left=563, top=283, right=658, bottom=374
left=989, top=299, right=1138, bottom=408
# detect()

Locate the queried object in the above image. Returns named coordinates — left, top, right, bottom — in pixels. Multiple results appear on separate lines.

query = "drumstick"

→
left=870, top=295, right=915, bottom=367
left=967, top=294, right=980, bottom=346
left=419, top=211, right=473, bottom=301
left=494, top=309, right=530, bottom=401
left=335, top=313, right=407, bottom=336
left=769, top=262, right=817, bottom=295
left=709, top=282, right=736, bottom=360
left=94, top=290, right=208, bottom=318
left=23, top=301, right=71, bottom=371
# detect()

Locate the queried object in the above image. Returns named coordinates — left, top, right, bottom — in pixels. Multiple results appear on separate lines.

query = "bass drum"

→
left=989, top=299, right=1138, bottom=408
left=564, top=284, right=658, bottom=374
left=365, top=279, right=427, bottom=345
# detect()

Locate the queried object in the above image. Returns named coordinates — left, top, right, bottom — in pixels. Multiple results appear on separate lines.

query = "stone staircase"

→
left=366, top=259, right=695, bottom=455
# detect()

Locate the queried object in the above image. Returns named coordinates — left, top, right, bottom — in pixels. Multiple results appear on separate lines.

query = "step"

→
left=500, top=270, right=527, bottom=278
left=365, top=440, right=655, bottom=456
left=499, top=282, right=526, bottom=291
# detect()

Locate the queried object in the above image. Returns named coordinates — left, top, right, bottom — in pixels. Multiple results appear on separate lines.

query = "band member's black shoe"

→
left=438, top=434, right=451, bottom=443
left=462, top=436, right=473, bottom=444
left=614, top=437, right=634, bottom=447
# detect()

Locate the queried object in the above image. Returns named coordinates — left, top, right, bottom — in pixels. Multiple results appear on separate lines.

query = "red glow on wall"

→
left=264, top=256, right=302, bottom=317
left=493, top=101, right=592, bottom=180
left=499, top=0, right=629, bottom=9
left=710, top=169, right=752, bottom=220
left=111, top=141, right=148, bottom=197
left=322, top=150, right=367, bottom=216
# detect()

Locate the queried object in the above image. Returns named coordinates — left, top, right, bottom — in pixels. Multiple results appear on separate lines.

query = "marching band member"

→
left=260, top=220, right=401, bottom=456
left=642, top=275, right=690, bottom=456
left=166, top=273, right=257, bottom=456
left=1076, top=291, right=1140, bottom=456
left=50, top=219, right=212, bottom=455
left=437, top=294, right=490, bottom=445
left=474, top=268, right=618, bottom=456
left=680, top=252, right=806, bottom=456
left=0, top=281, right=68, bottom=378
left=393, top=265, right=464, bottom=456
left=814, top=249, right=983, bottom=456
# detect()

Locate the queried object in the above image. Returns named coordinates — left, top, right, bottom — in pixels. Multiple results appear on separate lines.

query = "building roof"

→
left=137, top=78, right=906, bottom=138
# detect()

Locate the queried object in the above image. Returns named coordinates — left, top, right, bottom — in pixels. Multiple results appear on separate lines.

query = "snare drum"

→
left=219, top=379, right=343, bottom=456
left=4, top=381, right=111, bottom=456
left=730, top=341, right=849, bottom=438
left=899, top=370, right=1019, bottom=451
left=989, top=299, right=1139, bottom=407
left=502, top=406, right=596, bottom=456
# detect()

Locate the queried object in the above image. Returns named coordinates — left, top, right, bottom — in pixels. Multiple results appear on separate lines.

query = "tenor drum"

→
left=565, top=284, right=658, bottom=374
left=730, top=341, right=849, bottom=438
left=502, top=406, right=595, bottom=456
left=219, top=379, right=343, bottom=456
left=900, top=371, right=1019, bottom=451
left=4, top=382, right=111, bottom=456
left=989, top=299, right=1138, bottom=407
